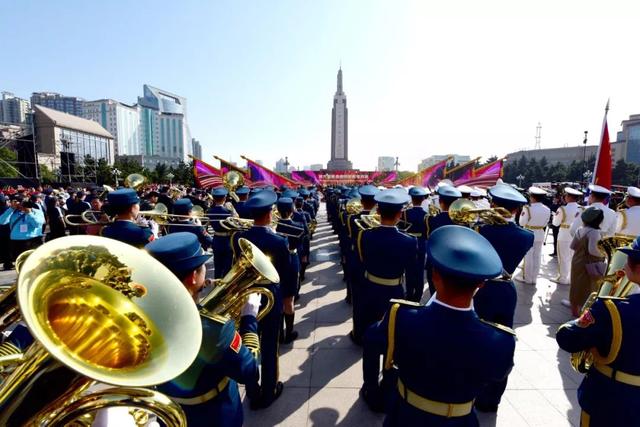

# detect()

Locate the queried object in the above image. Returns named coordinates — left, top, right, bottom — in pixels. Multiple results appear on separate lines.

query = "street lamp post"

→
left=61, top=138, right=72, bottom=184
left=112, top=168, right=121, bottom=187
left=582, top=130, right=588, bottom=178
left=516, top=174, right=525, bottom=188
left=167, top=172, right=175, bottom=187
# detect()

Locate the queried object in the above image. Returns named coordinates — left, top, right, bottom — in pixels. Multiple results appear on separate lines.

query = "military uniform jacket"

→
left=158, top=315, right=260, bottom=427
left=519, top=202, right=551, bottom=242
left=476, top=222, right=534, bottom=328
left=359, top=226, right=417, bottom=282
left=234, top=201, right=250, bottom=219
left=556, top=295, right=640, bottom=424
left=403, top=207, right=428, bottom=252
left=570, top=202, right=616, bottom=238
left=553, top=202, right=582, bottom=241
left=232, top=226, right=293, bottom=300
left=101, top=220, right=154, bottom=248
left=615, top=205, right=640, bottom=237
left=363, top=299, right=516, bottom=426
left=427, top=211, right=454, bottom=238
left=167, top=219, right=212, bottom=250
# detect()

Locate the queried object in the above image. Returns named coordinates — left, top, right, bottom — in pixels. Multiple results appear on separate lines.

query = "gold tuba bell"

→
left=223, top=171, right=245, bottom=202
left=570, top=236, right=636, bottom=373
left=199, top=238, right=278, bottom=323
left=448, top=198, right=511, bottom=226
left=0, top=235, right=202, bottom=426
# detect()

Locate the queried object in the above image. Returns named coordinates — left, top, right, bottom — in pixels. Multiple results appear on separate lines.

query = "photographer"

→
left=0, top=197, right=46, bottom=264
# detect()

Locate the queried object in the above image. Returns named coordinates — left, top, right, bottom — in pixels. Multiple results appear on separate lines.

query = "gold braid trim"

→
left=591, top=299, right=622, bottom=365
left=384, top=303, right=400, bottom=371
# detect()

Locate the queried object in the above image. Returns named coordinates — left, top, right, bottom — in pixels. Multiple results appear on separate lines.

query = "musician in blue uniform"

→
left=425, top=185, right=462, bottom=295
left=403, top=186, right=430, bottom=302
left=234, top=186, right=251, bottom=219
left=276, top=196, right=304, bottom=341
left=101, top=189, right=155, bottom=248
left=167, top=198, right=212, bottom=251
left=231, top=190, right=292, bottom=408
left=362, top=225, right=516, bottom=426
left=294, top=193, right=313, bottom=280
left=473, top=184, right=534, bottom=412
left=147, top=233, right=261, bottom=427
left=556, top=235, right=640, bottom=426
left=208, top=188, right=234, bottom=279
left=299, top=189, right=316, bottom=220
left=355, top=189, right=416, bottom=344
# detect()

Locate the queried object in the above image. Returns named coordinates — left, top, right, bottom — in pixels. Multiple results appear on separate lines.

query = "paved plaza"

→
left=0, top=206, right=582, bottom=426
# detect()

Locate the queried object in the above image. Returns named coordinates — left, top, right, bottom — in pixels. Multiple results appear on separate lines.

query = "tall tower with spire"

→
left=327, top=67, right=352, bottom=170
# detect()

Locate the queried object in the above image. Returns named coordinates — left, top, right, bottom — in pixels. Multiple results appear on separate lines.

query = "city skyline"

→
left=3, top=1, right=640, bottom=170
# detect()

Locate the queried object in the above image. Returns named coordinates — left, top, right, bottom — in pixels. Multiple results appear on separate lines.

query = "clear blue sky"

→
left=2, top=1, right=640, bottom=171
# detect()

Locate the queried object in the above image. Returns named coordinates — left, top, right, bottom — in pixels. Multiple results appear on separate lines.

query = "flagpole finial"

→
left=606, top=98, right=610, bottom=112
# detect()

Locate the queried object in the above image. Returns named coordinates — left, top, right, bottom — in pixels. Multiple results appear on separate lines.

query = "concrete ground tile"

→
left=307, top=387, right=384, bottom=427
left=315, top=300, right=353, bottom=323
left=514, top=323, right=560, bottom=350
left=280, top=318, right=317, bottom=350
left=505, top=389, right=572, bottom=426
left=314, top=288, right=350, bottom=306
left=514, top=350, right=577, bottom=390
left=279, top=348, right=314, bottom=387
left=313, top=322, right=355, bottom=349
left=476, top=397, right=528, bottom=427
left=243, top=386, right=310, bottom=427
left=535, top=349, right=583, bottom=387
left=310, top=348, right=363, bottom=388
left=538, top=389, right=581, bottom=426
left=504, top=365, right=535, bottom=390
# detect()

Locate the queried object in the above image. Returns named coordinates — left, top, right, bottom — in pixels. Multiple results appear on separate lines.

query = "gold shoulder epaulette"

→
left=389, top=298, right=423, bottom=307
left=479, top=319, right=516, bottom=336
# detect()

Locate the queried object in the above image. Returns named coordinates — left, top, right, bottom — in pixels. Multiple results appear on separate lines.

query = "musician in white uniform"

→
left=570, top=184, right=616, bottom=238
left=552, top=187, right=583, bottom=285
left=615, top=186, right=640, bottom=238
left=517, top=187, right=551, bottom=285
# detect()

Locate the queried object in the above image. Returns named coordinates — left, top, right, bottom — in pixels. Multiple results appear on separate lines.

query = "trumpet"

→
left=570, top=236, right=635, bottom=373
left=139, top=204, right=211, bottom=227
left=200, top=238, right=277, bottom=323
left=0, top=235, right=202, bottom=426
left=448, top=199, right=511, bottom=226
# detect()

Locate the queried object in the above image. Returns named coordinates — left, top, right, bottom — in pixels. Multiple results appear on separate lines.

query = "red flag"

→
left=241, top=155, right=301, bottom=187
left=592, top=100, right=612, bottom=189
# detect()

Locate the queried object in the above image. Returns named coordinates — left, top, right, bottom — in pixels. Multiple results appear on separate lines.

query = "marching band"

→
left=0, top=175, right=639, bottom=426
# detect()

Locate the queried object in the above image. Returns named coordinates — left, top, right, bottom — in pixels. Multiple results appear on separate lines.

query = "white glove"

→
left=240, top=293, right=261, bottom=318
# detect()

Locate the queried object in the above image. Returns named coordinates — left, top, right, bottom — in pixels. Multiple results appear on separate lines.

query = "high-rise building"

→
left=34, top=105, right=115, bottom=182
left=31, top=92, right=84, bottom=116
left=327, top=67, right=352, bottom=170
left=191, top=138, right=202, bottom=159
left=616, top=114, right=640, bottom=165
left=137, top=85, right=192, bottom=163
left=83, top=99, right=140, bottom=156
left=275, top=158, right=289, bottom=173
left=418, top=154, right=471, bottom=171
left=0, top=92, right=30, bottom=125
left=377, top=156, right=395, bottom=171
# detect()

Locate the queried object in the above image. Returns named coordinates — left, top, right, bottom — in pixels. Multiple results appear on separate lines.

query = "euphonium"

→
left=223, top=171, right=245, bottom=202
left=448, top=199, right=511, bottom=225
left=199, top=238, right=278, bottom=323
left=124, top=173, right=146, bottom=190
left=0, top=235, right=202, bottom=426
left=346, top=198, right=363, bottom=215
left=355, top=214, right=381, bottom=230
left=570, top=236, right=636, bottom=373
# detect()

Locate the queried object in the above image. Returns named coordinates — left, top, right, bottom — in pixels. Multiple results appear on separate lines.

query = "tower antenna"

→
left=535, top=122, right=542, bottom=149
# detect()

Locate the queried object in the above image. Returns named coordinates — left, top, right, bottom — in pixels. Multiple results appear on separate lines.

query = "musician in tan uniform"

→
left=615, top=186, right=640, bottom=238
left=552, top=187, right=583, bottom=285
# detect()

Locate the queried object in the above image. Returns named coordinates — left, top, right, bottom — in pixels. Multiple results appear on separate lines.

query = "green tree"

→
left=38, top=164, right=56, bottom=184
left=154, top=163, right=168, bottom=183
left=0, top=147, right=19, bottom=178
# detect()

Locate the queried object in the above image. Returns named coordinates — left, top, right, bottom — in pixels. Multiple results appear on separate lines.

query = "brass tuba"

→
left=223, top=171, right=245, bottom=202
left=0, top=235, right=202, bottom=426
left=199, top=238, right=278, bottom=323
left=570, top=236, right=635, bottom=373
left=124, top=173, right=146, bottom=190
left=448, top=199, right=511, bottom=226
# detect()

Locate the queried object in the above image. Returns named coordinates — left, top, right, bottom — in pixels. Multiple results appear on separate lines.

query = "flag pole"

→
left=591, top=99, right=610, bottom=185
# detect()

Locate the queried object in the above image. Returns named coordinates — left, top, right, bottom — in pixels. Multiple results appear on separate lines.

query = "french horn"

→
left=0, top=236, right=202, bottom=426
